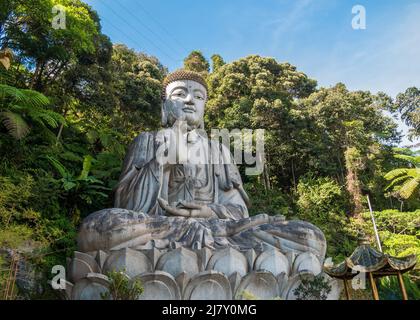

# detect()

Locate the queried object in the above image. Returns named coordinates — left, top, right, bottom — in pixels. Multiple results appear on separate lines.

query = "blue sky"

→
left=85, top=0, right=420, bottom=147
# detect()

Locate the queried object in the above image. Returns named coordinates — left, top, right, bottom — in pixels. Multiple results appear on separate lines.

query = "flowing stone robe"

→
left=78, top=130, right=327, bottom=260
left=113, top=130, right=250, bottom=220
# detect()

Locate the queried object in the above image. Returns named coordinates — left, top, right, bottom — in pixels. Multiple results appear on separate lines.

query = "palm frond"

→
left=394, top=154, right=420, bottom=166
left=0, top=68, right=14, bottom=85
left=385, top=175, right=410, bottom=191
left=398, top=177, right=420, bottom=199
left=27, top=107, right=65, bottom=128
left=0, top=111, right=30, bottom=139
left=384, top=168, right=409, bottom=180
left=20, top=89, right=50, bottom=108
left=406, top=168, right=420, bottom=178
left=0, top=84, right=50, bottom=109
left=0, top=84, right=26, bottom=101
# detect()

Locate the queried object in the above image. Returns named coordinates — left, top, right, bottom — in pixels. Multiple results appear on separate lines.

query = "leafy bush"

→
left=296, top=175, right=355, bottom=260
left=378, top=275, right=420, bottom=300
left=293, top=274, right=332, bottom=300
left=244, top=181, right=291, bottom=217
left=101, top=270, right=144, bottom=300
left=359, top=210, right=420, bottom=265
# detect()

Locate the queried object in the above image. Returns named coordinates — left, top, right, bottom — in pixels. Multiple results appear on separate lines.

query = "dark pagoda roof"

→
left=324, top=244, right=417, bottom=279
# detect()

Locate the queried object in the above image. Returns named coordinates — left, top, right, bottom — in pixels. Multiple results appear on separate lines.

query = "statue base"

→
left=60, top=244, right=342, bottom=300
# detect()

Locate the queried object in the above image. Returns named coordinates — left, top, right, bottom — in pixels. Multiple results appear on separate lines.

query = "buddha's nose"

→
left=184, top=94, right=194, bottom=105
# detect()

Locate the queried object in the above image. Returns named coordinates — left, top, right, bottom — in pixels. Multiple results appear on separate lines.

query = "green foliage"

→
left=2, top=0, right=106, bottom=90
left=0, top=111, right=30, bottom=140
left=101, top=270, right=144, bottom=300
left=0, top=84, right=65, bottom=139
left=0, top=175, right=42, bottom=248
left=244, top=181, right=291, bottom=217
left=355, top=210, right=420, bottom=279
left=293, top=274, right=332, bottom=300
left=211, top=54, right=225, bottom=72
left=46, top=155, right=110, bottom=223
left=384, top=151, right=420, bottom=200
left=296, top=175, right=355, bottom=259
left=378, top=274, right=420, bottom=300
left=237, top=290, right=260, bottom=300
left=0, top=0, right=418, bottom=301
left=184, top=50, right=210, bottom=76
left=0, top=255, right=8, bottom=297
left=393, top=87, right=420, bottom=140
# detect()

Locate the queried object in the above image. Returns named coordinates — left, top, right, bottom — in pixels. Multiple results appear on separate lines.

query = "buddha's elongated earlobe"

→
left=161, top=101, right=168, bottom=127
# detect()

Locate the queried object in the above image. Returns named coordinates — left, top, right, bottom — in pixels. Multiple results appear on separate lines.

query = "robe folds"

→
left=78, top=129, right=327, bottom=260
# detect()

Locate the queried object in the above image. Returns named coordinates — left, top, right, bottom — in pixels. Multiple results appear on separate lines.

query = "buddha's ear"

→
left=161, top=101, right=168, bottom=127
left=198, top=120, right=205, bottom=130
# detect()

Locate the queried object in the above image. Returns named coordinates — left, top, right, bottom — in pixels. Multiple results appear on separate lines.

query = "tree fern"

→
left=398, top=176, right=420, bottom=199
left=384, top=151, right=420, bottom=200
left=384, top=175, right=410, bottom=191
left=0, top=111, right=30, bottom=139
left=0, top=84, right=65, bottom=139
left=393, top=154, right=420, bottom=166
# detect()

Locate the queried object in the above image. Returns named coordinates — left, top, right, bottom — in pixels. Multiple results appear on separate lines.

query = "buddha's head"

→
left=162, top=70, right=207, bottom=129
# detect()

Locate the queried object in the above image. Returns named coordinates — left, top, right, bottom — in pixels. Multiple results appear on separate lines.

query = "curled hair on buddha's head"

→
left=161, top=69, right=208, bottom=100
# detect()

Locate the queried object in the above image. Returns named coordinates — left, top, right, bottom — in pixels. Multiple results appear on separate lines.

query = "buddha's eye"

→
left=171, top=90, right=186, bottom=98
left=194, top=91, right=205, bottom=100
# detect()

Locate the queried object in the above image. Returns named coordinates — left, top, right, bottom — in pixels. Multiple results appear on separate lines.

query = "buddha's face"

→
left=164, top=80, right=207, bottom=128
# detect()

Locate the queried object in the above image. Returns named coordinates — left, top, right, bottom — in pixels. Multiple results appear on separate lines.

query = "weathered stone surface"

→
left=141, top=247, right=162, bottom=269
left=244, top=249, right=257, bottom=271
left=71, top=273, right=109, bottom=300
left=276, top=272, right=289, bottom=297
left=69, top=258, right=94, bottom=283
left=103, top=248, right=152, bottom=278
left=95, top=250, right=108, bottom=270
left=156, top=247, right=199, bottom=278
left=183, top=271, right=232, bottom=300
left=197, top=247, right=213, bottom=271
left=254, top=248, right=290, bottom=276
left=325, top=276, right=343, bottom=300
left=228, top=272, right=242, bottom=294
left=75, top=251, right=100, bottom=272
left=292, top=252, right=322, bottom=276
left=135, top=271, right=181, bottom=300
left=235, top=271, right=279, bottom=300
left=66, top=247, right=342, bottom=300
left=175, top=272, right=190, bottom=293
left=206, top=247, right=248, bottom=277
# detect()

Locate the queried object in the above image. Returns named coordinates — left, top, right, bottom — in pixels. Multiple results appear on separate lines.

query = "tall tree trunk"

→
left=30, top=59, right=45, bottom=90
left=56, top=106, right=68, bottom=143
left=346, top=167, right=363, bottom=217
left=291, top=158, right=297, bottom=192
left=263, top=155, right=271, bottom=191
left=336, top=153, right=346, bottom=185
left=344, top=147, right=364, bottom=218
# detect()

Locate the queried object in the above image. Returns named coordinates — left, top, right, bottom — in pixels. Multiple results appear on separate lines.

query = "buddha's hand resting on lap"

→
left=158, top=197, right=217, bottom=218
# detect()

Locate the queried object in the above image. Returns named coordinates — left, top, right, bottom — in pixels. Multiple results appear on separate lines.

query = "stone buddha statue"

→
left=78, top=70, right=326, bottom=261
